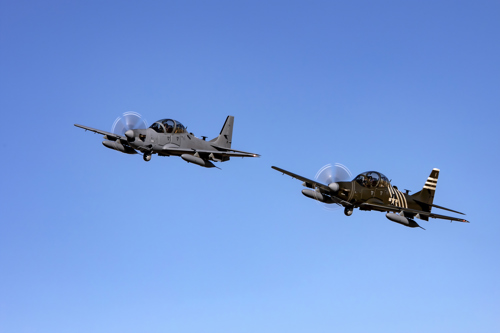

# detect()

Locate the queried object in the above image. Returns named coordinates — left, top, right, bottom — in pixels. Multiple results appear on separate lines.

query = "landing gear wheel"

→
left=344, top=207, right=353, bottom=216
left=143, top=154, right=152, bottom=162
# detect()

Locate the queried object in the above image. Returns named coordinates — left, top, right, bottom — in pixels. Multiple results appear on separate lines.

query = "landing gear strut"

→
left=143, top=154, right=152, bottom=162
left=344, top=207, right=353, bottom=216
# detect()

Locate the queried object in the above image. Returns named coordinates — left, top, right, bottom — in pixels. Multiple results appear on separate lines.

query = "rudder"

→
left=210, top=116, right=234, bottom=148
left=411, top=168, right=440, bottom=211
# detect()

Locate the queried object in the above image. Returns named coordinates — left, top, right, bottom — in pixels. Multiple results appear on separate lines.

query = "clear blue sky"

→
left=1, top=1, right=499, bottom=332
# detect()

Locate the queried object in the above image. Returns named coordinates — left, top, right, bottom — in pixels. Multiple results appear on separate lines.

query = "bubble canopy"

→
left=149, top=119, right=187, bottom=134
left=353, top=171, right=390, bottom=188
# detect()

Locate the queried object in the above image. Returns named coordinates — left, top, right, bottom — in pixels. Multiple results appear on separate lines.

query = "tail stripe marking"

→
left=424, top=175, right=438, bottom=190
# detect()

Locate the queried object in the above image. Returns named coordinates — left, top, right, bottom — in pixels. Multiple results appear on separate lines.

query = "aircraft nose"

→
left=125, top=130, right=134, bottom=140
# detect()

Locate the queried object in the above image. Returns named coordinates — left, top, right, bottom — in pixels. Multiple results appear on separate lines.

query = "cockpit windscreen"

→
left=354, top=171, right=390, bottom=188
left=150, top=119, right=187, bottom=134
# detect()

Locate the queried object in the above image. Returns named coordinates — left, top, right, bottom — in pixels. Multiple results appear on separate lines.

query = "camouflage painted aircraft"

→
left=272, top=164, right=468, bottom=229
left=75, top=114, right=259, bottom=168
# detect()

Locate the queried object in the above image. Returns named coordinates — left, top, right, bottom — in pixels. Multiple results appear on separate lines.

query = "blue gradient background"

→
left=1, top=1, right=499, bottom=332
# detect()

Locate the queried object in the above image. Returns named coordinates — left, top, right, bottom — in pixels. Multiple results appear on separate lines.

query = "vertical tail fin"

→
left=210, top=115, right=234, bottom=148
left=411, top=168, right=440, bottom=212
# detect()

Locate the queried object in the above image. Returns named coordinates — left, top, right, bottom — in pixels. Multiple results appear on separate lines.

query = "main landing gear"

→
left=143, top=153, right=152, bottom=162
left=344, top=207, right=353, bottom=216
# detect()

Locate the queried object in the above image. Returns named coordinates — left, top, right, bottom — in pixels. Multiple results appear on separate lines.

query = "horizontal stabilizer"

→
left=211, top=145, right=260, bottom=157
left=414, top=200, right=465, bottom=215
left=359, top=203, right=469, bottom=223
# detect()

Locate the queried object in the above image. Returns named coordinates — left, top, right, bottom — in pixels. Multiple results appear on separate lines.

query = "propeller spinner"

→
left=314, top=163, right=352, bottom=210
left=315, top=163, right=352, bottom=186
left=111, top=112, right=148, bottom=136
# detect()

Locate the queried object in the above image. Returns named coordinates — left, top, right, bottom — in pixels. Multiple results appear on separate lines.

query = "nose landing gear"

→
left=143, top=154, right=152, bottom=162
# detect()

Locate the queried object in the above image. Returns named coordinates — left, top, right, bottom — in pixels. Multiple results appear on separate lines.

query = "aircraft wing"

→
left=271, top=166, right=332, bottom=193
left=359, top=203, right=469, bottom=223
left=162, top=146, right=259, bottom=158
left=74, top=124, right=125, bottom=141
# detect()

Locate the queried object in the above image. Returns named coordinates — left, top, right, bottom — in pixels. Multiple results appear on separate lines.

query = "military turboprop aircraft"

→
left=272, top=164, right=469, bottom=229
left=75, top=113, right=259, bottom=168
